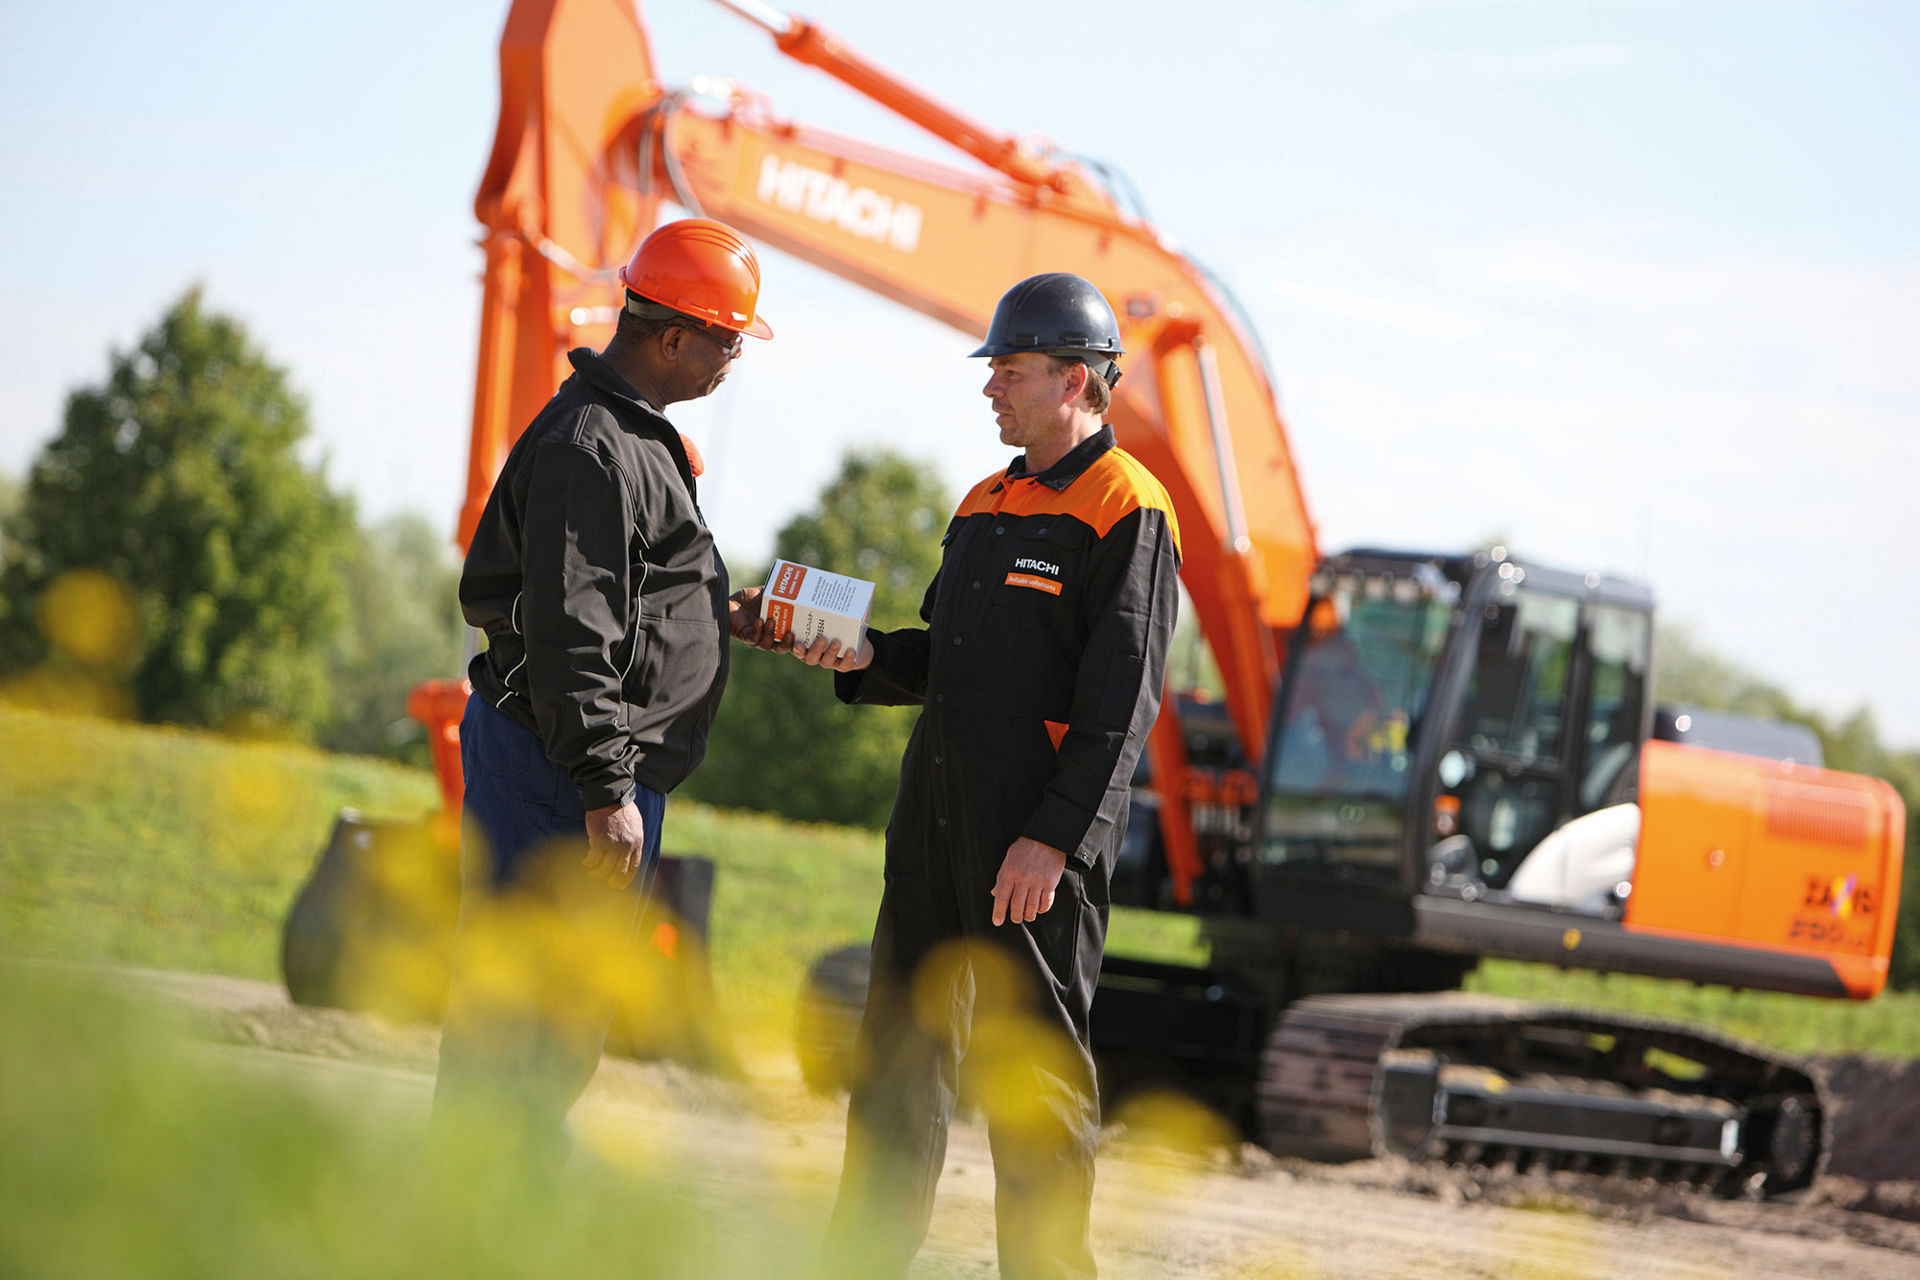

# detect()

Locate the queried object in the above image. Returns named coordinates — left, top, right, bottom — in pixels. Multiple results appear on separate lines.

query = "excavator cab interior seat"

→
left=1431, top=769, right=1561, bottom=895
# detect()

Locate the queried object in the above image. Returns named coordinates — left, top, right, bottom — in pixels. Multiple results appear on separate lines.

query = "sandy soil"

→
left=110, top=968, right=1920, bottom=1279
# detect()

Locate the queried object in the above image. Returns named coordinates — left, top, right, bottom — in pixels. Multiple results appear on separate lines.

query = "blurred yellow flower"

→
left=39, top=569, right=140, bottom=669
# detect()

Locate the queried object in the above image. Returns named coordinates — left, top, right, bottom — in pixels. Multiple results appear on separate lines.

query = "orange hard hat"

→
left=618, top=218, right=774, bottom=340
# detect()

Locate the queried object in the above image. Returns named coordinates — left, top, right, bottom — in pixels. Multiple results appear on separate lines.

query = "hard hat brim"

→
left=967, top=339, right=1124, bottom=359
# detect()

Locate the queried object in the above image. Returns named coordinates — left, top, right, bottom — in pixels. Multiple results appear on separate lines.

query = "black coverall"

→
left=826, top=427, right=1181, bottom=1279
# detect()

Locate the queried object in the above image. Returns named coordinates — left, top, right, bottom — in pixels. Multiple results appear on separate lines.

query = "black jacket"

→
left=837, top=427, right=1181, bottom=872
left=461, top=349, right=730, bottom=808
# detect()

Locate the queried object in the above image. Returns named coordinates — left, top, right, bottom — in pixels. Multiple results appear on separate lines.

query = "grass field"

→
left=0, top=705, right=440, bottom=978
left=2, top=704, right=1916, bottom=1062
left=4, top=703, right=1919, bottom=1278
left=0, top=969, right=831, bottom=1279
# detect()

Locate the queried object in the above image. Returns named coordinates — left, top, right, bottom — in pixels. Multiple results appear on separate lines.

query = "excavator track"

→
left=1257, top=992, right=1828, bottom=1197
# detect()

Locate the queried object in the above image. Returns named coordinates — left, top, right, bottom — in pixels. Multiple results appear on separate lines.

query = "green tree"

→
left=0, top=288, right=354, bottom=738
left=321, top=513, right=464, bottom=764
left=686, top=450, right=951, bottom=828
left=0, top=470, right=21, bottom=575
left=1653, top=625, right=1801, bottom=723
left=1882, top=752, right=1920, bottom=991
left=1657, top=624, right=1920, bottom=990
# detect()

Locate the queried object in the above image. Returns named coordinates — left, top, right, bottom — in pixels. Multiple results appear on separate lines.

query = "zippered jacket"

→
left=461, top=349, right=730, bottom=808
left=837, top=427, right=1181, bottom=871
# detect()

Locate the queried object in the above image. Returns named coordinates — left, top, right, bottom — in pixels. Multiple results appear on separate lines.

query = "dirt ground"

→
left=121, top=969, right=1920, bottom=1279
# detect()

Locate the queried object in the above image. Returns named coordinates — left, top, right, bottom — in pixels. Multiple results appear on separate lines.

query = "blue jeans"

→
left=432, top=695, right=665, bottom=1169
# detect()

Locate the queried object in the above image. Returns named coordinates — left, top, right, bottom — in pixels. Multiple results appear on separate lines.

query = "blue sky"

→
left=3, top=0, right=1917, bottom=741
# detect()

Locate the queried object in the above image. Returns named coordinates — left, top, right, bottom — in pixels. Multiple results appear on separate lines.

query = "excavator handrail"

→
left=707, top=0, right=1075, bottom=192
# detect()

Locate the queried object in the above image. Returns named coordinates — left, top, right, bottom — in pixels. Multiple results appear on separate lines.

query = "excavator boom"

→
left=438, top=0, right=1323, bottom=903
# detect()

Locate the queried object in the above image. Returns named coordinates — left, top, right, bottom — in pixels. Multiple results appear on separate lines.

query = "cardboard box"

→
left=762, top=559, right=875, bottom=652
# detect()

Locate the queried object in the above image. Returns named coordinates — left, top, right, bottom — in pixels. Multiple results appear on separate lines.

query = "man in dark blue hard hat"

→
left=788, top=273, right=1182, bottom=1278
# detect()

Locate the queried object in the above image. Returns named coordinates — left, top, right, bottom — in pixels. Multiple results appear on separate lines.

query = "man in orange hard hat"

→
left=434, top=218, right=772, bottom=1169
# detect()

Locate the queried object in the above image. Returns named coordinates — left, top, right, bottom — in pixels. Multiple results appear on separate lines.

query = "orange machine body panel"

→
left=1627, top=739, right=1906, bottom=999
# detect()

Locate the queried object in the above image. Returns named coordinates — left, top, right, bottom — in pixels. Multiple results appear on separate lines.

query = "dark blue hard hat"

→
left=970, top=273, right=1124, bottom=386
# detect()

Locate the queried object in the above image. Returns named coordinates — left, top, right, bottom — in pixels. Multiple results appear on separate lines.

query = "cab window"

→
left=1458, top=590, right=1578, bottom=769
left=1578, top=604, right=1650, bottom=812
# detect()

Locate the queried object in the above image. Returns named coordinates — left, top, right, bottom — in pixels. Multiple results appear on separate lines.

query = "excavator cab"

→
left=1250, top=547, right=1901, bottom=1005
left=1254, top=544, right=1664, bottom=945
left=1253, top=549, right=1639, bottom=904
left=1260, top=546, right=1654, bottom=919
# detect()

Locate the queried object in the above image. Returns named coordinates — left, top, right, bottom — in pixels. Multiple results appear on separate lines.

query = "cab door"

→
left=1433, top=583, right=1582, bottom=892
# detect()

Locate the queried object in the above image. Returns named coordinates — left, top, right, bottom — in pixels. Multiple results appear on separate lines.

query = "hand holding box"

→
left=761, top=559, right=875, bottom=653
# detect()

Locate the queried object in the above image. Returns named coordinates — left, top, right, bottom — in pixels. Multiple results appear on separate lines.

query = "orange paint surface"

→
left=1629, top=740, right=1906, bottom=999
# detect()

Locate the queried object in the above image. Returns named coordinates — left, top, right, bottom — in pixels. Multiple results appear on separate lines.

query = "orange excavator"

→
left=289, top=0, right=1905, bottom=1195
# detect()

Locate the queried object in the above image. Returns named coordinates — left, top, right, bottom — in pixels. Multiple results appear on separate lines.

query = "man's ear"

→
left=1063, top=360, right=1091, bottom=407
left=657, top=325, right=687, bottom=363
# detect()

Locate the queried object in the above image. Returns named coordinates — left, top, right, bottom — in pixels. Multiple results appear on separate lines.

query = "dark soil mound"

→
left=1822, top=1056, right=1920, bottom=1184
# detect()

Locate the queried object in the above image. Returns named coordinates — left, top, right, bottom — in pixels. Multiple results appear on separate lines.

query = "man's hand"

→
left=991, top=837, right=1069, bottom=926
left=728, top=587, right=782, bottom=648
left=791, top=632, right=873, bottom=673
left=583, top=801, right=647, bottom=888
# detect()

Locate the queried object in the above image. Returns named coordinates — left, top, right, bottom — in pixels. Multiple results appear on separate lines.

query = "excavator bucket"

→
left=282, top=811, right=736, bottom=1073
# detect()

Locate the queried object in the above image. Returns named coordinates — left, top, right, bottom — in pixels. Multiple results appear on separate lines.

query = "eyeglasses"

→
left=678, top=321, right=744, bottom=360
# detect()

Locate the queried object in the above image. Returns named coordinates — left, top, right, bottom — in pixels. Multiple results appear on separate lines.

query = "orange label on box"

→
left=1005, top=572, right=1062, bottom=596
left=772, top=562, right=807, bottom=598
left=764, top=600, right=795, bottom=639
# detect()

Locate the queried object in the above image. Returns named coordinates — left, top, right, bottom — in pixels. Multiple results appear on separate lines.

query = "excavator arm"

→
left=430, top=0, right=1323, bottom=903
